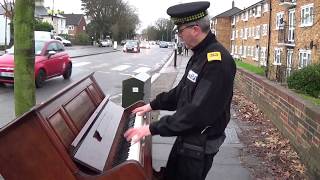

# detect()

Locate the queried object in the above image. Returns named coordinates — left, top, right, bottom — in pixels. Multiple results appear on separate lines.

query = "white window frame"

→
left=286, top=49, right=293, bottom=76
left=276, top=12, right=284, bottom=30
left=255, top=6, right=262, bottom=17
left=300, top=3, right=314, bottom=27
left=240, top=29, right=243, bottom=38
left=263, top=3, right=269, bottom=13
left=255, top=25, right=261, bottom=39
left=288, top=9, right=295, bottom=43
left=260, top=47, right=267, bottom=66
left=68, top=25, right=74, bottom=30
left=236, top=30, right=238, bottom=38
left=262, top=24, right=268, bottom=36
left=274, top=48, right=282, bottom=65
left=299, top=49, right=312, bottom=68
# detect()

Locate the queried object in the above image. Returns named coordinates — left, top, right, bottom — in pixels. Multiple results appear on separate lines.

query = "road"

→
left=0, top=45, right=173, bottom=128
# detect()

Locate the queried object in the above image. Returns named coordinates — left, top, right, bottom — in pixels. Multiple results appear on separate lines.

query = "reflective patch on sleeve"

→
left=207, top=52, right=222, bottom=62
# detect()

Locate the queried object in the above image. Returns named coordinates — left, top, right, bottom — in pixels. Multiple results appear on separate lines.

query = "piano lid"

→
left=73, top=101, right=124, bottom=172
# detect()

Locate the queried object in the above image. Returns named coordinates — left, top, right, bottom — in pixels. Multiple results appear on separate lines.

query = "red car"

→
left=0, top=40, right=72, bottom=87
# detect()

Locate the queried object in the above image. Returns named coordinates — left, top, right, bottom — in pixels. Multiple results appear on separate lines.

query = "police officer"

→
left=124, top=1, right=236, bottom=180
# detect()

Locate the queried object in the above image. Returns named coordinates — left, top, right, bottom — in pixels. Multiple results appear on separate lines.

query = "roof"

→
left=214, top=7, right=242, bottom=18
left=62, top=14, right=85, bottom=26
left=35, top=6, right=49, bottom=16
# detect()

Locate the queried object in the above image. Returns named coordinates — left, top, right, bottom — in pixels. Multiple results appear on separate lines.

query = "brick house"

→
left=62, top=14, right=86, bottom=37
left=230, top=0, right=270, bottom=67
left=211, top=1, right=241, bottom=52
left=268, top=0, right=320, bottom=82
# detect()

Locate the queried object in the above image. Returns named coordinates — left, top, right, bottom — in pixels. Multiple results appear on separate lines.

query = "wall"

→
left=235, top=68, right=320, bottom=178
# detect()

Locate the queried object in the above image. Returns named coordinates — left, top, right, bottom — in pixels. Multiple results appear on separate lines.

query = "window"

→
left=301, top=4, right=313, bottom=27
left=240, top=29, right=243, bottom=38
left=255, top=46, right=260, bottom=60
left=260, top=47, right=267, bottom=66
left=83, top=26, right=86, bottom=30
left=254, top=6, right=262, bottom=17
left=231, top=30, right=235, bottom=40
left=244, top=28, right=248, bottom=39
left=235, top=45, right=238, bottom=54
left=286, top=49, right=293, bottom=76
left=47, top=43, right=59, bottom=52
left=276, top=12, right=284, bottom=30
left=255, top=25, right=261, bottom=38
left=236, top=30, right=238, bottom=38
left=262, top=24, right=268, bottom=36
left=274, top=48, right=282, bottom=65
left=263, top=3, right=269, bottom=13
left=232, top=16, right=236, bottom=25
left=288, top=9, right=295, bottom=42
left=239, top=46, right=243, bottom=56
left=299, top=50, right=312, bottom=68
left=68, top=25, right=74, bottom=30
left=243, top=46, right=247, bottom=57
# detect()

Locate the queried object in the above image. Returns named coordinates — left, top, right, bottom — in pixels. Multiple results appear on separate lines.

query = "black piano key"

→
left=112, top=113, right=136, bottom=167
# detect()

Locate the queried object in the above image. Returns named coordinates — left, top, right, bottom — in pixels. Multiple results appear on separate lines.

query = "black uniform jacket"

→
left=149, top=32, right=236, bottom=140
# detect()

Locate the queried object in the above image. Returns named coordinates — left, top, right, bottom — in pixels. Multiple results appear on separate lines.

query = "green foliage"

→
left=35, top=20, right=53, bottom=32
left=73, top=32, right=91, bottom=45
left=235, top=59, right=266, bottom=76
left=287, top=64, right=320, bottom=98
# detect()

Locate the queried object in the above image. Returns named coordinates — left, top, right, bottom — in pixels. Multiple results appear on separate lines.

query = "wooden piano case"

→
left=0, top=73, right=152, bottom=180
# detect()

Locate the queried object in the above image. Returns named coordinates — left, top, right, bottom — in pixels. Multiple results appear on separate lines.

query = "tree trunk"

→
left=14, top=0, right=35, bottom=116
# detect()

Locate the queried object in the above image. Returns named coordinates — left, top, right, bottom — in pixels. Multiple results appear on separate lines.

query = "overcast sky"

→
left=41, top=0, right=258, bottom=32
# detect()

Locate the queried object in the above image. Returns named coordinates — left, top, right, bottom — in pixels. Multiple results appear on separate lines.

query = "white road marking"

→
left=111, top=65, right=131, bottom=71
left=119, top=73, right=132, bottom=76
left=133, top=67, right=151, bottom=73
left=90, top=63, right=110, bottom=69
left=73, top=62, right=91, bottom=67
left=97, top=71, right=111, bottom=74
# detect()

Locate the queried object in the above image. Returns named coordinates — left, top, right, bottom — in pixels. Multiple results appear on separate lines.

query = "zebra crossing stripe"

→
left=73, top=62, right=91, bottom=67
left=111, top=65, right=131, bottom=71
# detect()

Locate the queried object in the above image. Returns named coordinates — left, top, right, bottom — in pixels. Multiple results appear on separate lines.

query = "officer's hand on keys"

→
left=124, top=104, right=153, bottom=143
left=124, top=125, right=151, bottom=144
left=132, top=104, right=152, bottom=116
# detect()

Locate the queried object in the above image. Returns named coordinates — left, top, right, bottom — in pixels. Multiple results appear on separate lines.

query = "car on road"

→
left=98, top=39, right=112, bottom=47
left=53, top=35, right=72, bottom=46
left=0, top=40, right=72, bottom=88
left=140, top=41, right=150, bottom=49
left=123, top=40, right=140, bottom=53
left=159, top=41, right=168, bottom=48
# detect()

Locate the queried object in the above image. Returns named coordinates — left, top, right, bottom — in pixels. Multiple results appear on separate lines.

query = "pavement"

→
left=150, top=53, right=252, bottom=180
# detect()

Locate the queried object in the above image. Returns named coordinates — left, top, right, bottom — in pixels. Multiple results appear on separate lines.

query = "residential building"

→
left=62, top=14, right=87, bottom=37
left=0, top=5, right=11, bottom=46
left=211, top=1, right=241, bottom=52
left=231, top=0, right=270, bottom=67
left=35, top=1, right=67, bottom=35
left=268, top=0, right=320, bottom=82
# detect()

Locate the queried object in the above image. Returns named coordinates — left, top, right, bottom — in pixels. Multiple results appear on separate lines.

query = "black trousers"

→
left=163, top=139, right=217, bottom=180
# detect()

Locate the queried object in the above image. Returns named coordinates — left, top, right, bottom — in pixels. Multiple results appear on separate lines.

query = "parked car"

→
left=123, top=40, right=140, bottom=53
left=0, top=40, right=72, bottom=88
left=167, top=42, right=175, bottom=48
left=120, top=40, right=127, bottom=46
left=98, top=39, right=112, bottom=47
left=53, top=35, right=72, bottom=46
left=140, top=41, right=150, bottom=49
left=159, top=41, right=168, bottom=48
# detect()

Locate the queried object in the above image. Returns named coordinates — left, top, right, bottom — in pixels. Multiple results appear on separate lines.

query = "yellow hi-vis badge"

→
left=207, top=52, right=222, bottom=62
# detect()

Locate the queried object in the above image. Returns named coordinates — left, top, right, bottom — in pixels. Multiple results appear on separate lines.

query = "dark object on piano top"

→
left=0, top=73, right=152, bottom=180
left=122, top=72, right=151, bottom=108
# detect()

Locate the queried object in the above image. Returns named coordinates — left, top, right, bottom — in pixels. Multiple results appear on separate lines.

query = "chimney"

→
left=232, top=0, right=235, bottom=8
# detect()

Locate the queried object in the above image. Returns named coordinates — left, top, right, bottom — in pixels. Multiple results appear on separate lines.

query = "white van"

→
left=34, top=31, right=52, bottom=41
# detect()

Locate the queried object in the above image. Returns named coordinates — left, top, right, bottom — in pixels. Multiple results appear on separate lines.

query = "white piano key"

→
left=127, top=115, right=143, bottom=161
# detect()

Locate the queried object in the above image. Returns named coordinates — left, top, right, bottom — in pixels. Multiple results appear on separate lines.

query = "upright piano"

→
left=0, top=73, right=152, bottom=180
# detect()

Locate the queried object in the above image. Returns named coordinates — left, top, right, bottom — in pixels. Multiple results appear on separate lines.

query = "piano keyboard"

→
left=113, top=114, right=143, bottom=167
